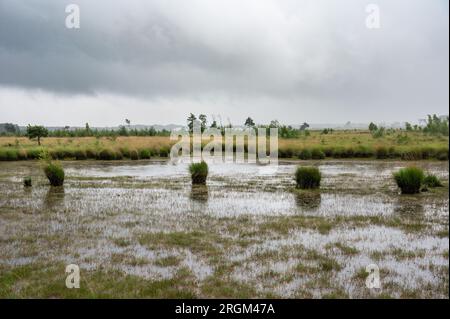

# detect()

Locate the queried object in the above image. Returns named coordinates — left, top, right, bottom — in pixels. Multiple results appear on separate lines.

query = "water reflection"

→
left=43, top=187, right=65, bottom=210
left=294, top=190, right=322, bottom=210
left=393, top=196, right=425, bottom=219
left=190, top=185, right=209, bottom=202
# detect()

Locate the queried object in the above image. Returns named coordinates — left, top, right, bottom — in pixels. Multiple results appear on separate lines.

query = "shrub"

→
left=424, top=174, right=443, bottom=188
left=130, top=149, right=139, bottom=160
left=115, top=150, right=124, bottom=160
left=436, top=148, right=448, bottom=161
left=354, top=146, right=374, bottom=158
left=279, top=148, right=294, bottom=158
left=159, top=147, right=169, bottom=158
left=393, top=167, right=424, bottom=194
left=27, top=148, right=43, bottom=159
left=189, top=161, right=208, bottom=184
left=119, top=148, right=131, bottom=158
left=23, top=176, right=32, bottom=187
left=17, top=149, right=28, bottom=160
left=44, top=162, right=65, bottom=186
left=139, top=149, right=151, bottom=159
left=298, top=149, right=312, bottom=160
left=401, top=149, right=423, bottom=161
left=375, top=146, right=389, bottom=159
left=74, top=149, right=87, bottom=160
left=4, top=150, right=18, bottom=161
left=295, top=166, right=321, bottom=189
left=323, top=147, right=335, bottom=157
left=85, top=149, right=97, bottom=159
left=311, top=148, right=325, bottom=160
left=98, top=149, right=116, bottom=160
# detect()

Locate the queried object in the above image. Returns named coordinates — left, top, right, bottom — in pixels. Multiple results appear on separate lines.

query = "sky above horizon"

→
left=0, top=0, right=448, bottom=127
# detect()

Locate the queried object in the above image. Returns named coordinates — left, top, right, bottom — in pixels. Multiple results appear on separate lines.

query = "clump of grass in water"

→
left=424, top=174, right=443, bottom=188
left=393, top=166, right=424, bottom=194
left=23, top=176, right=32, bottom=187
left=295, top=166, right=321, bottom=189
left=189, top=161, right=208, bottom=185
left=40, top=150, right=65, bottom=186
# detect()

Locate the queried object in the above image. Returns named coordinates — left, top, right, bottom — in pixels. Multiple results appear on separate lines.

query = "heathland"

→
left=0, top=130, right=448, bottom=162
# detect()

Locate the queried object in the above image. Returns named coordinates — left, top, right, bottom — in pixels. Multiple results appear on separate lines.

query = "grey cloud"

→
left=0, top=0, right=448, bottom=123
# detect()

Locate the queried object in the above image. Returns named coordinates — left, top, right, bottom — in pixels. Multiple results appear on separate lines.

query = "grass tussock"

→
left=295, top=166, right=321, bottom=189
left=189, top=161, right=208, bottom=185
left=393, top=167, right=424, bottom=194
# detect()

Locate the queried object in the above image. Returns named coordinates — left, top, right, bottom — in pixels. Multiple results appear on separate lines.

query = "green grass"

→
left=189, top=161, right=208, bottom=184
left=393, top=166, right=425, bottom=194
left=295, top=166, right=321, bottom=189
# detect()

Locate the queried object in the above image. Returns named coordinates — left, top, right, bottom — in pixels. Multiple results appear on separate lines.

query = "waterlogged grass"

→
left=0, top=160, right=448, bottom=298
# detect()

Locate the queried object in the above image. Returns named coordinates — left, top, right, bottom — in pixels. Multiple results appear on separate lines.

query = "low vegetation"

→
left=393, top=167, right=425, bottom=194
left=295, top=166, right=321, bottom=189
left=424, top=174, right=443, bottom=188
left=189, top=161, right=209, bottom=184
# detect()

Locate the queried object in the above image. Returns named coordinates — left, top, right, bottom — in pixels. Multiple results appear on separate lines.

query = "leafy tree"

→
left=210, top=120, right=218, bottom=128
left=423, top=114, right=449, bottom=136
left=244, top=117, right=255, bottom=127
left=405, top=122, right=413, bottom=131
left=199, top=114, right=207, bottom=132
left=368, top=122, right=378, bottom=132
left=26, top=125, right=48, bottom=145
left=300, top=122, right=310, bottom=131
left=187, top=113, right=197, bottom=133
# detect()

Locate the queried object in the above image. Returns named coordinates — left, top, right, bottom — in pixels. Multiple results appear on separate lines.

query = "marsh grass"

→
left=393, top=167, right=425, bottom=194
left=189, top=161, right=208, bottom=184
left=424, top=174, right=443, bottom=188
left=295, top=166, right=321, bottom=189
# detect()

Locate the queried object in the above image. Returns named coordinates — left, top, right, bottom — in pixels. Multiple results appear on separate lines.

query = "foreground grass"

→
left=0, top=130, right=448, bottom=161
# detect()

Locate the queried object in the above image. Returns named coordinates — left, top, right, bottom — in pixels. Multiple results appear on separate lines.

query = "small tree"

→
left=368, top=122, right=378, bottom=132
left=405, top=122, right=413, bottom=131
left=26, top=125, right=48, bottom=146
left=187, top=113, right=197, bottom=133
left=244, top=117, right=255, bottom=127
left=199, top=114, right=207, bottom=133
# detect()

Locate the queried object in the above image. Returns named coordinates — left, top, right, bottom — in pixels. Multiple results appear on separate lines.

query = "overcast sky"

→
left=0, top=0, right=448, bottom=126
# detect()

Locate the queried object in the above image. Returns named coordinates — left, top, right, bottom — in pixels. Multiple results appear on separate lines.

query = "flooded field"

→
left=0, top=160, right=448, bottom=298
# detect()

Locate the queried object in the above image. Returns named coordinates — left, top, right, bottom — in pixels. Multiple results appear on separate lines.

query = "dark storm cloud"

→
left=0, top=0, right=448, bottom=124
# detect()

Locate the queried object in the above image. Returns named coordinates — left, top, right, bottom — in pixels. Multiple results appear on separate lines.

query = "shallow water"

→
left=0, top=160, right=448, bottom=298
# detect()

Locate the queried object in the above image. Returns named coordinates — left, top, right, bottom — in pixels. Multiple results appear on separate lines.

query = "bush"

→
left=311, top=148, right=325, bottom=160
left=354, top=146, right=374, bottom=158
left=189, top=161, right=208, bottom=184
left=139, top=149, right=151, bottom=159
left=424, top=174, right=443, bottom=188
left=44, top=162, right=65, bottom=186
left=27, top=148, right=43, bottom=159
left=436, top=148, right=448, bottom=161
left=323, top=147, right=335, bottom=157
left=298, top=149, right=312, bottom=160
left=119, top=148, right=131, bottom=158
left=115, top=150, right=124, bottom=160
left=130, top=149, right=139, bottom=160
left=85, top=149, right=98, bottom=159
left=17, top=149, right=28, bottom=160
left=159, top=147, right=169, bottom=158
left=3, top=150, right=18, bottom=161
left=375, top=146, right=389, bottom=159
left=401, top=149, right=423, bottom=161
left=295, top=166, right=321, bottom=189
left=393, top=167, right=424, bottom=194
left=23, top=176, right=32, bottom=187
left=98, top=149, right=116, bottom=160
left=74, top=149, right=87, bottom=160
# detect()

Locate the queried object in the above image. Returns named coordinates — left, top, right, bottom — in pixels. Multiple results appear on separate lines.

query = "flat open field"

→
left=0, top=131, right=448, bottom=161
left=0, top=159, right=448, bottom=298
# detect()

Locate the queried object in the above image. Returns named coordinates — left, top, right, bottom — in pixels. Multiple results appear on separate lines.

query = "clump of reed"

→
left=295, top=166, right=321, bottom=189
left=189, top=161, right=208, bottom=185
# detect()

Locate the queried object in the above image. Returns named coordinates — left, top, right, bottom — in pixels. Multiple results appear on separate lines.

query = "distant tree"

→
left=423, top=114, right=449, bottom=136
left=368, top=122, right=378, bottom=132
left=26, top=125, right=48, bottom=146
left=300, top=122, right=310, bottom=131
left=269, top=120, right=280, bottom=128
left=244, top=117, right=255, bottom=127
left=187, top=113, right=197, bottom=133
left=405, top=122, right=413, bottom=131
left=125, top=119, right=131, bottom=127
left=210, top=120, right=218, bottom=128
left=199, top=114, right=207, bottom=133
